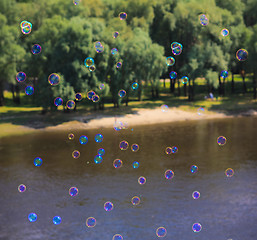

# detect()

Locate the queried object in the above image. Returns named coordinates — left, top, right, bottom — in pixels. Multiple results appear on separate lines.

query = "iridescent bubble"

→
left=221, top=28, right=229, bottom=37
left=169, top=71, right=177, bottom=79
left=197, top=107, right=205, bottom=115
left=73, top=0, right=81, bottom=5
left=99, top=83, right=105, bottom=90
left=192, top=191, right=200, bottom=199
left=113, top=234, right=123, bottom=240
left=138, top=176, right=146, bottom=185
left=95, top=134, right=103, bottom=143
left=171, top=42, right=183, bottom=55
left=54, top=97, right=63, bottom=106
left=181, top=76, right=189, bottom=84
left=236, top=49, right=248, bottom=61
left=166, top=56, right=175, bottom=66
left=165, top=147, right=172, bottom=155
left=113, top=159, right=123, bottom=168
left=132, top=82, right=139, bottom=90
left=131, top=144, right=139, bottom=152
left=190, top=165, right=198, bottom=173
left=199, top=14, right=209, bottom=26
left=217, top=136, right=226, bottom=146
left=87, top=90, right=95, bottom=100
left=18, top=184, right=26, bottom=192
left=97, top=148, right=105, bottom=156
left=75, top=93, right=82, bottom=101
left=220, top=70, right=228, bottom=78
left=89, top=65, right=96, bottom=72
left=79, top=135, right=88, bottom=145
left=72, top=150, right=80, bottom=159
left=94, top=41, right=104, bottom=53
left=66, top=100, right=75, bottom=109
left=113, top=31, right=119, bottom=38
left=53, top=216, right=61, bottom=225
left=25, top=86, right=34, bottom=95
left=28, top=213, right=37, bottom=222
left=84, top=57, right=94, bottom=67
left=86, top=217, right=96, bottom=228
left=225, top=168, right=234, bottom=177
left=111, top=48, right=118, bottom=55
left=119, top=140, right=129, bottom=150
left=104, top=201, right=114, bottom=211
left=171, top=146, right=178, bottom=153
left=94, top=155, right=103, bottom=164
left=192, top=223, right=202, bottom=232
left=119, top=12, right=127, bottom=20
left=21, top=21, right=32, bottom=34
left=68, top=133, right=74, bottom=140
left=165, top=169, right=174, bottom=179
left=133, top=161, right=139, bottom=169
left=48, top=73, right=60, bottom=86
left=118, top=89, right=126, bottom=98
left=116, top=62, right=122, bottom=68
left=156, top=227, right=167, bottom=237
left=69, top=187, right=78, bottom=196
left=92, top=95, right=100, bottom=103
left=31, top=44, right=42, bottom=54
left=113, top=121, right=124, bottom=131
left=161, top=104, right=169, bottom=112
left=131, top=196, right=140, bottom=205
left=16, top=72, right=26, bottom=82
left=34, top=157, right=42, bottom=167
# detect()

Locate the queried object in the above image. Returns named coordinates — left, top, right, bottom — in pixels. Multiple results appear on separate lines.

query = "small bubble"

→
left=119, top=140, right=129, bottom=150
left=156, top=227, right=167, bottom=237
left=113, top=159, right=123, bottom=169
left=225, top=168, right=234, bottom=177
left=131, top=196, right=140, bottom=205
left=104, top=201, right=114, bottom=211
left=113, top=234, right=123, bottom=240
left=34, top=157, right=43, bottom=167
left=217, top=136, right=226, bottom=146
left=131, top=144, right=139, bottom=152
left=164, top=169, right=174, bottom=179
left=94, top=155, right=103, bottom=164
left=86, top=217, right=96, bottom=227
left=69, top=187, right=79, bottom=196
left=28, top=213, right=37, bottom=222
left=31, top=44, right=42, bottom=54
left=16, top=72, right=26, bottom=82
left=138, top=176, right=146, bottom=185
left=72, top=150, right=80, bottom=159
left=48, top=73, right=60, bottom=86
left=190, top=165, right=198, bottom=173
left=192, top=191, right=200, bottom=199
left=119, top=12, right=127, bottom=20
left=192, top=223, right=202, bottom=232
left=79, top=135, right=88, bottom=145
left=25, top=86, right=34, bottom=95
left=18, top=184, right=26, bottom=192
left=54, top=97, right=63, bottom=106
left=68, top=133, right=74, bottom=140
left=95, top=134, right=103, bottom=143
left=53, top=216, right=61, bottom=225
left=133, top=161, right=139, bottom=169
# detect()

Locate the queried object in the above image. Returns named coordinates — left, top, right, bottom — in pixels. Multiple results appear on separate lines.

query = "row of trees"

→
left=0, top=0, right=256, bottom=110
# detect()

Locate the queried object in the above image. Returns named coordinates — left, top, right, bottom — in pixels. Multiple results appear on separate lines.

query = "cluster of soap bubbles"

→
left=113, top=120, right=129, bottom=131
left=165, top=146, right=178, bottom=154
left=20, top=20, right=32, bottom=34
left=87, top=90, right=100, bottom=103
left=16, top=72, right=35, bottom=96
left=171, top=42, right=183, bottom=55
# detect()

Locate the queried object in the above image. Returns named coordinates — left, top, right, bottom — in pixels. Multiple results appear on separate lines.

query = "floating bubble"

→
left=34, top=157, right=43, bottom=167
left=113, top=159, right=123, bottom=168
left=192, top=223, right=202, bottom=232
left=25, top=86, right=34, bottom=95
left=119, top=12, right=127, bottom=20
left=165, top=169, right=174, bottom=179
left=113, top=31, right=119, bottom=38
left=118, top=89, right=126, bottom=98
left=54, top=97, right=63, bottom=106
left=190, top=165, right=198, bottom=173
left=133, top=161, right=139, bottom=169
left=161, top=104, right=169, bottom=112
left=217, top=136, right=226, bottom=146
left=197, top=107, right=205, bottom=115
left=66, top=100, right=75, bottom=109
left=169, top=71, right=177, bottom=79
left=86, top=217, right=96, bottom=228
left=225, top=168, right=234, bottom=177
left=199, top=14, right=209, bottom=26
left=113, top=234, right=123, bottom=240
left=116, top=62, right=122, bottom=68
left=16, top=72, right=26, bottom=82
left=111, top=48, right=118, bottom=55
left=171, top=42, right=183, bottom=55
left=84, top=57, right=94, bottom=67
left=166, top=56, right=175, bottom=66
left=236, top=49, right=248, bottom=61
left=87, top=91, right=95, bottom=100
left=165, top=147, right=172, bottom=154
left=99, top=83, right=105, bottom=90
left=94, top=155, right=103, bottom=164
left=48, top=73, right=60, bottom=86
left=72, top=150, right=80, bottom=159
left=192, top=191, right=200, bottom=199
left=114, top=121, right=125, bottom=131
left=181, top=76, right=189, bottom=84
left=97, top=148, right=105, bottom=156
left=28, top=213, right=37, bottom=222
left=68, top=133, right=74, bottom=140
left=220, top=70, right=228, bottom=78
left=53, top=216, right=61, bottom=225
left=221, top=28, right=229, bottom=37
left=75, top=93, right=82, bottom=101
left=138, top=176, right=146, bottom=185
left=171, top=146, right=178, bottom=153
left=95, top=134, right=103, bottom=143
left=69, top=187, right=78, bottom=196
left=92, top=94, right=100, bottom=103
left=18, top=184, right=26, bottom=192
left=31, top=44, right=42, bottom=54
left=79, top=135, right=88, bottom=145
left=89, top=65, right=96, bottom=72
left=73, top=0, right=81, bottom=5
left=156, top=227, right=167, bottom=237
left=131, top=196, right=140, bottom=205
left=119, top=140, right=129, bottom=150
left=21, top=21, right=32, bottom=34
left=94, top=41, right=104, bottom=53
left=131, top=144, right=139, bottom=152
left=104, top=201, right=114, bottom=211
left=132, top=82, right=139, bottom=90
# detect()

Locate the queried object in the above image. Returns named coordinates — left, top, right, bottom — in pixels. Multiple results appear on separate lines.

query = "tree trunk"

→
left=11, top=83, right=15, bottom=102
left=156, top=88, right=159, bottom=98
left=138, top=81, right=142, bottom=101
left=192, top=79, right=195, bottom=101
left=151, top=86, right=155, bottom=98
left=218, top=75, right=222, bottom=95
left=163, top=79, right=165, bottom=88
left=242, top=75, right=247, bottom=93
left=177, top=79, right=181, bottom=96
left=222, top=77, right=225, bottom=96
left=0, top=80, right=4, bottom=106
left=183, top=83, right=187, bottom=97
left=15, top=85, right=20, bottom=104
left=231, top=72, right=235, bottom=94
left=253, top=73, right=256, bottom=100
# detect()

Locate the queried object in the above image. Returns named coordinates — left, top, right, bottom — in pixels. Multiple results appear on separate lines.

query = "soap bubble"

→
left=113, top=31, right=119, bottom=38
left=113, top=234, right=123, bottom=240
left=104, top=201, right=114, bottom=211
left=132, top=82, right=139, bottom=90
left=169, top=71, right=177, bottom=79
left=181, top=76, right=189, bottom=84
left=131, top=196, right=140, bottom=205
left=221, top=70, right=228, bottom=78
left=95, top=134, right=103, bottom=143
left=16, top=72, right=26, bottom=82
left=87, top=91, right=95, bottom=100
left=116, top=62, right=122, bottom=68
left=54, top=97, right=63, bottom=106
left=119, top=140, right=129, bottom=150
left=190, top=165, right=198, bottom=173
left=197, top=107, right=205, bottom=115
left=25, top=86, right=34, bottom=95
left=161, top=104, right=169, bottom=112
left=72, top=150, right=80, bottom=159
left=138, top=176, right=146, bottom=185
left=192, top=191, right=200, bottom=199
left=111, top=48, right=118, bottom=55
left=69, top=187, right=79, bottom=196
left=34, top=157, right=43, bottom=167
left=221, top=28, right=229, bottom=37
left=79, top=135, right=88, bottom=145
left=225, top=168, right=234, bottom=177
left=236, top=49, right=248, bottom=61
left=68, top=133, right=74, bottom=140
left=171, top=42, right=183, bottom=55
left=166, top=56, right=175, bottom=66
left=113, top=159, right=123, bottom=168
left=92, top=95, right=100, bottom=102
left=75, top=93, right=82, bottom=101
left=48, top=73, right=60, bottom=86
left=86, top=217, right=96, bottom=227
left=199, top=14, right=209, bottom=26
left=84, top=57, right=94, bottom=67
left=89, top=65, right=96, bottom=72
left=28, top=213, right=37, bottom=222
left=94, top=155, right=103, bottom=164
left=217, top=136, right=226, bottom=146
left=94, top=41, right=104, bottom=53
left=133, top=161, right=139, bottom=169
left=119, top=12, right=127, bottom=20
left=118, top=89, right=126, bottom=98
left=18, top=184, right=26, bottom=192
left=53, top=216, right=61, bottom=225
left=131, top=143, right=139, bottom=152
left=97, top=148, right=105, bottom=156
left=156, top=227, right=167, bottom=237
left=192, top=223, right=202, bottom=232
left=66, top=100, right=75, bottom=109
left=164, top=169, right=174, bottom=179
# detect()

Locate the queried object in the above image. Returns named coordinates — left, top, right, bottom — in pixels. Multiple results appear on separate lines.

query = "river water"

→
left=0, top=117, right=256, bottom=240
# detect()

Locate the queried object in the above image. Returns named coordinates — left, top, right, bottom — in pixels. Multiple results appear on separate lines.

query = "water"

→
left=0, top=117, right=257, bottom=240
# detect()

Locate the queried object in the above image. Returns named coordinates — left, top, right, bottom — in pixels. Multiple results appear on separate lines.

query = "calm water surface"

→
left=0, top=117, right=257, bottom=240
